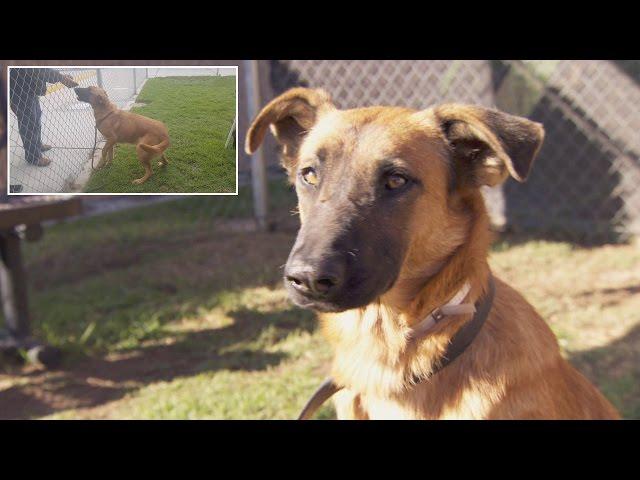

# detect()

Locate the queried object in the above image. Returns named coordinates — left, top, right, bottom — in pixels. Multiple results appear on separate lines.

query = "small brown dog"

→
left=75, top=86, right=170, bottom=184
left=247, top=88, right=620, bottom=419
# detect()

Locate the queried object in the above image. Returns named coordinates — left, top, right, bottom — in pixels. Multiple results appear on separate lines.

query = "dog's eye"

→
left=385, top=173, right=408, bottom=190
left=301, top=167, right=318, bottom=186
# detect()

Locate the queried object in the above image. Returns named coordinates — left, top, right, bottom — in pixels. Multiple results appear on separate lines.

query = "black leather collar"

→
left=297, top=275, right=496, bottom=420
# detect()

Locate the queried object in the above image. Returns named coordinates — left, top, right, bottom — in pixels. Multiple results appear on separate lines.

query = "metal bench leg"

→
left=0, top=228, right=31, bottom=339
left=0, top=228, right=61, bottom=367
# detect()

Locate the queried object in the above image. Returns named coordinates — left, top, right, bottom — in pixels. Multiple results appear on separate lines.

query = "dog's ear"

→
left=434, top=104, right=544, bottom=188
left=245, top=88, right=334, bottom=172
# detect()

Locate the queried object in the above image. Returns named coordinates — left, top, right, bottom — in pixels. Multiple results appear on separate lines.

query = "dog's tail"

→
left=139, top=138, right=170, bottom=155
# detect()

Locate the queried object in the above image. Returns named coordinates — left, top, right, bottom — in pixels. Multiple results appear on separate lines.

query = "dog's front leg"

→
left=107, top=143, right=115, bottom=164
left=333, top=389, right=369, bottom=420
left=99, top=139, right=116, bottom=168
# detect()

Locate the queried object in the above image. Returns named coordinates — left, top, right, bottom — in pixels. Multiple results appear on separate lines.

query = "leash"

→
left=91, top=126, right=98, bottom=170
left=297, top=275, right=496, bottom=420
left=298, top=378, right=344, bottom=420
left=91, top=111, right=115, bottom=170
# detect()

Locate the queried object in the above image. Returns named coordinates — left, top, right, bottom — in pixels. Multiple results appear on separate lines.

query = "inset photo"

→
left=7, top=66, right=237, bottom=194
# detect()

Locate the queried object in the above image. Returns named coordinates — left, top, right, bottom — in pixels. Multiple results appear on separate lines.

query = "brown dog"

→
left=247, top=88, right=620, bottom=419
left=75, top=86, right=170, bottom=184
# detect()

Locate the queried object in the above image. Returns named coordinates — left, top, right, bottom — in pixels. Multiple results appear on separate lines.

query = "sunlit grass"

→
left=84, top=76, right=236, bottom=193
left=1, top=185, right=638, bottom=419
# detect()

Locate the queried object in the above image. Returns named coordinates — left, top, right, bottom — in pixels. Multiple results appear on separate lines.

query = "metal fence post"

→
left=244, top=60, right=268, bottom=231
left=225, top=117, right=236, bottom=149
left=133, top=68, right=137, bottom=95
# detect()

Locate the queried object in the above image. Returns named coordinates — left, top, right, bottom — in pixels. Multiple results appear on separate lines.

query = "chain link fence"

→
left=257, top=60, right=640, bottom=244
left=8, top=67, right=150, bottom=193
left=4, top=60, right=639, bottom=243
left=0, top=61, right=638, bottom=419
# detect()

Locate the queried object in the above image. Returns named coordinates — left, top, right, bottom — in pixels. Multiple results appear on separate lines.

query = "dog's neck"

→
left=92, top=102, right=118, bottom=124
left=386, top=191, right=492, bottom=323
left=324, top=190, right=493, bottom=396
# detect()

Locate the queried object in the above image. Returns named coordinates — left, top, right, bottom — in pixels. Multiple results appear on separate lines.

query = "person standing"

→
left=9, top=68, right=78, bottom=167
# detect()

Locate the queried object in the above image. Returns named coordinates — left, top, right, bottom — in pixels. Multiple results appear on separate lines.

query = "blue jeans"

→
left=10, top=94, right=43, bottom=165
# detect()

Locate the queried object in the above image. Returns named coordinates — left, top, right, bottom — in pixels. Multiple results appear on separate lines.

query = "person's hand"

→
left=60, top=75, right=79, bottom=88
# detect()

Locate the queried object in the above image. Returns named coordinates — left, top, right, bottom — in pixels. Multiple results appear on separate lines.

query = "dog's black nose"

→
left=285, top=260, right=344, bottom=299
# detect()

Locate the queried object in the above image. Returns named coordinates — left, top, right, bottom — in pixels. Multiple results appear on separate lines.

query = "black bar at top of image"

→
left=1, top=12, right=636, bottom=60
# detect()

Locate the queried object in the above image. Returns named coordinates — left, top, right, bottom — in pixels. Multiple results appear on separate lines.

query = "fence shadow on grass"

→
left=0, top=189, right=309, bottom=418
left=4, top=313, right=636, bottom=419
left=0, top=305, right=315, bottom=419
left=568, top=322, right=640, bottom=419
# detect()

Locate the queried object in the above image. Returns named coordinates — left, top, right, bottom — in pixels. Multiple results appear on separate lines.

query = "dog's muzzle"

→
left=74, top=87, right=90, bottom=102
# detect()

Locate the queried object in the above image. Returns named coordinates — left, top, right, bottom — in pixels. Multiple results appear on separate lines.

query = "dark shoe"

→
left=41, top=144, right=52, bottom=152
left=30, top=157, right=52, bottom=167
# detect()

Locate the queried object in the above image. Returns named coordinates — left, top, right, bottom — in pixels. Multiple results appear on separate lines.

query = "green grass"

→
left=21, top=181, right=294, bottom=355
left=0, top=183, right=638, bottom=419
left=84, top=76, right=236, bottom=193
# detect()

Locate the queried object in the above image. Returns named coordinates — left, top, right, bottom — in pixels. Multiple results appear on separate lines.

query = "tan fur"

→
left=81, top=86, right=170, bottom=184
left=247, top=88, right=620, bottom=420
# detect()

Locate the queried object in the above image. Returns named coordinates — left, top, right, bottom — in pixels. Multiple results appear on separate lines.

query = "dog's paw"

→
left=132, top=178, right=145, bottom=185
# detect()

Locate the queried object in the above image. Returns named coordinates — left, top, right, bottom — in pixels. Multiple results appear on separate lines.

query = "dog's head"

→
left=74, top=86, right=110, bottom=107
left=247, top=88, right=544, bottom=312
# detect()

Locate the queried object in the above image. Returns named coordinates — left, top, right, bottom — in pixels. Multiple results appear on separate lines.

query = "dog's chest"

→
left=360, top=396, right=417, bottom=419
left=349, top=386, right=499, bottom=420
left=369, top=374, right=507, bottom=419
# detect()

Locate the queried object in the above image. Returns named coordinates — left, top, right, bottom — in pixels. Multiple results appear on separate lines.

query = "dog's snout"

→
left=285, top=260, right=344, bottom=299
left=74, top=87, right=86, bottom=100
left=313, top=276, right=337, bottom=294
